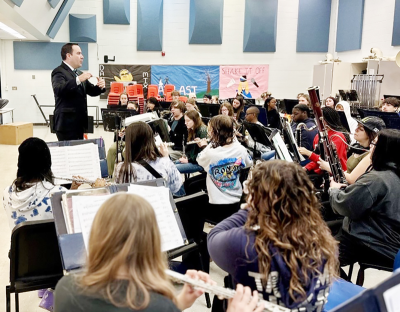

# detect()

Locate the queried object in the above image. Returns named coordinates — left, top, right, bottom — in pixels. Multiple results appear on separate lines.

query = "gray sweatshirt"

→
left=330, top=169, right=400, bottom=259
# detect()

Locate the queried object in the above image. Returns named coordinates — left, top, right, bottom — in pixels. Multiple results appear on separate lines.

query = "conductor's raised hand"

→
left=97, top=77, right=106, bottom=89
left=78, top=72, right=92, bottom=82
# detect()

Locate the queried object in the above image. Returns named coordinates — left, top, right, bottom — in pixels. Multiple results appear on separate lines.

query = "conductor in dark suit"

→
left=51, top=43, right=105, bottom=141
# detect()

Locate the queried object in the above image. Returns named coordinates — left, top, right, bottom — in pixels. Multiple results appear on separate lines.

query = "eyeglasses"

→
left=245, top=113, right=254, bottom=116
left=370, top=142, right=377, bottom=146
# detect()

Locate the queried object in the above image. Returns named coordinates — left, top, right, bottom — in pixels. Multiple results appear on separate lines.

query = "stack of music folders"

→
left=60, top=184, right=186, bottom=252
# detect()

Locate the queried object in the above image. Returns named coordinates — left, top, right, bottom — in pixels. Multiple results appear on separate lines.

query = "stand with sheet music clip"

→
left=47, top=138, right=108, bottom=181
left=50, top=179, right=188, bottom=272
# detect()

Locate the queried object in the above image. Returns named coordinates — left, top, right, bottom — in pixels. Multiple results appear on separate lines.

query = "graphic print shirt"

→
left=197, top=140, right=252, bottom=204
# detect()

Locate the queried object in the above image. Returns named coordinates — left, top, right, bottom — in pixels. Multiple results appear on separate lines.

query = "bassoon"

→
left=308, top=87, right=347, bottom=189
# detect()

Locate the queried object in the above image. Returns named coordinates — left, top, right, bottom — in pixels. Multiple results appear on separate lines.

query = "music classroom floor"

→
left=0, top=125, right=393, bottom=312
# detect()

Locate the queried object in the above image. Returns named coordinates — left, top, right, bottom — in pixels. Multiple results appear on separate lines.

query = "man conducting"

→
left=52, top=43, right=105, bottom=141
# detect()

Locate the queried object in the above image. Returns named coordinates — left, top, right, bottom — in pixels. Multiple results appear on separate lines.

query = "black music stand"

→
left=197, top=103, right=220, bottom=118
left=280, top=99, right=299, bottom=114
left=243, top=121, right=272, bottom=164
left=101, top=109, right=138, bottom=163
left=357, top=109, right=400, bottom=130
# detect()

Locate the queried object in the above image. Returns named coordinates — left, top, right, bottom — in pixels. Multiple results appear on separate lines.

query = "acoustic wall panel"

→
left=189, top=0, right=223, bottom=44
left=47, top=0, right=75, bottom=39
left=243, top=0, right=278, bottom=52
left=13, top=42, right=89, bottom=70
left=137, top=0, right=163, bottom=51
left=336, top=0, right=364, bottom=52
left=10, top=0, right=24, bottom=7
left=48, top=0, right=61, bottom=9
left=69, top=14, right=97, bottom=43
left=297, top=0, right=331, bottom=52
left=103, top=0, right=130, bottom=25
left=392, top=0, right=400, bottom=46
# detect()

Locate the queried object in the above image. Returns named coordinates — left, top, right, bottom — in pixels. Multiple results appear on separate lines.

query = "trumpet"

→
left=166, top=270, right=290, bottom=312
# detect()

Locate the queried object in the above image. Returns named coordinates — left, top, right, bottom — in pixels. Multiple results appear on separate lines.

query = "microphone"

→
left=251, top=78, right=259, bottom=88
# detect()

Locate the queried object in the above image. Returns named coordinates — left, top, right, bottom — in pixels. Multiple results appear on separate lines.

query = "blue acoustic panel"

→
left=47, top=0, right=75, bottom=39
left=69, top=14, right=97, bottom=43
left=48, top=0, right=61, bottom=9
left=189, top=0, right=223, bottom=44
left=10, top=0, right=24, bottom=6
left=103, top=0, right=130, bottom=24
left=243, top=0, right=278, bottom=52
left=392, top=0, right=400, bottom=45
left=336, top=0, right=365, bottom=52
left=13, top=42, right=89, bottom=70
left=137, top=0, right=163, bottom=51
left=297, top=0, right=331, bottom=52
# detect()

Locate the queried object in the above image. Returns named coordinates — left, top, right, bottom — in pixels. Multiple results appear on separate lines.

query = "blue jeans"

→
left=174, top=161, right=204, bottom=174
left=261, top=150, right=276, bottom=161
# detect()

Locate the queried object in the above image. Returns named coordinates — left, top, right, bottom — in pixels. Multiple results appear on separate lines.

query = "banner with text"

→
left=99, top=64, right=151, bottom=99
left=219, top=65, right=269, bottom=99
left=151, top=65, right=220, bottom=98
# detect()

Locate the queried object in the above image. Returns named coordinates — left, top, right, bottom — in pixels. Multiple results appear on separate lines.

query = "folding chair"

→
left=6, top=220, right=64, bottom=312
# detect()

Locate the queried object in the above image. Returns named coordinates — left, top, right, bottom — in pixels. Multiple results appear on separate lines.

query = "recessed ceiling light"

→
left=0, top=21, right=26, bottom=39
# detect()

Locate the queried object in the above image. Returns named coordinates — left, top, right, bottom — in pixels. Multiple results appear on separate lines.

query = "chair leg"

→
left=347, top=263, right=354, bottom=282
left=198, top=251, right=211, bottom=308
left=6, top=286, right=11, bottom=312
left=15, top=292, right=19, bottom=312
left=356, top=265, right=365, bottom=286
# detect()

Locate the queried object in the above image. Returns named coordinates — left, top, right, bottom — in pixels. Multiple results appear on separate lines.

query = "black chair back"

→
left=10, top=220, right=63, bottom=284
left=174, top=192, right=208, bottom=243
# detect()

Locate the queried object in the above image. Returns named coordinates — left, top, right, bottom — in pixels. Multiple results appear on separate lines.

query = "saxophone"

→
left=295, top=123, right=317, bottom=147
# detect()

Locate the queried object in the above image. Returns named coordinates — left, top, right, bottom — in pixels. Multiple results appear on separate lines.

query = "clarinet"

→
left=308, top=87, right=347, bottom=186
left=295, top=123, right=317, bottom=147
left=166, top=270, right=290, bottom=312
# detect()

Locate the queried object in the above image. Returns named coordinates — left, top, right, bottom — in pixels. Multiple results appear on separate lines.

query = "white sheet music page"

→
left=75, top=195, right=114, bottom=251
left=383, top=282, right=400, bottom=312
left=127, top=185, right=184, bottom=251
left=49, top=143, right=101, bottom=184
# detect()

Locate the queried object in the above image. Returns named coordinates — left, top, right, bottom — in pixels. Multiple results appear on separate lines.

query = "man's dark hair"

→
left=61, top=43, right=79, bottom=60
left=293, top=104, right=310, bottom=117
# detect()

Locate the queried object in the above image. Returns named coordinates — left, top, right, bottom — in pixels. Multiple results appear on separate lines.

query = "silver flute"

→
left=52, top=176, right=114, bottom=186
left=166, top=270, right=290, bottom=312
left=186, top=138, right=210, bottom=145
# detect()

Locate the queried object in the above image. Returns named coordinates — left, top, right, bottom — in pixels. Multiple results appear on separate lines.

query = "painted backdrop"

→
left=219, top=65, right=269, bottom=99
left=151, top=65, right=220, bottom=98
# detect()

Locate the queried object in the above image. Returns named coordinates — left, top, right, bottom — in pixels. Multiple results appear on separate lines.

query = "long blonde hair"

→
left=79, top=193, right=176, bottom=309
left=245, top=161, right=338, bottom=302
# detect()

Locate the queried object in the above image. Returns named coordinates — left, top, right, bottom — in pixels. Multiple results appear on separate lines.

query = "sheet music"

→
left=49, top=143, right=101, bottom=184
left=271, top=132, right=293, bottom=162
left=75, top=195, right=114, bottom=250
left=383, top=282, right=400, bottom=312
left=127, top=185, right=184, bottom=251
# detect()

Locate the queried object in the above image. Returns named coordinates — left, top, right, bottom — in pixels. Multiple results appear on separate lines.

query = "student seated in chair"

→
left=329, top=129, right=400, bottom=279
left=3, top=138, right=67, bottom=230
left=242, top=106, right=275, bottom=161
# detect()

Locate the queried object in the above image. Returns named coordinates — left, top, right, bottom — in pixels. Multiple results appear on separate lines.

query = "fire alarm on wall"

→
left=162, top=51, right=165, bottom=56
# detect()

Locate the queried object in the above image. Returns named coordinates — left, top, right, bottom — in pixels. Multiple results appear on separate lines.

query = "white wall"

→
left=1, top=0, right=397, bottom=123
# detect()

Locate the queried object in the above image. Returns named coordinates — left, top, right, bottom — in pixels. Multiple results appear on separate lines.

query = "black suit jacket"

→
left=51, top=62, right=104, bottom=132
left=168, top=116, right=188, bottom=151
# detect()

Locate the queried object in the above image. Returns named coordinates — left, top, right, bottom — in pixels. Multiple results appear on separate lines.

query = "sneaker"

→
left=39, top=289, right=54, bottom=312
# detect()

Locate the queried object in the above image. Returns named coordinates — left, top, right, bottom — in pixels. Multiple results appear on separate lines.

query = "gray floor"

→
left=0, top=126, right=392, bottom=311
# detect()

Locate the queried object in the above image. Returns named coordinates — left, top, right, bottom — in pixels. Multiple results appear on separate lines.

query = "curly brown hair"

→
left=208, top=115, right=234, bottom=148
left=245, top=160, right=338, bottom=302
